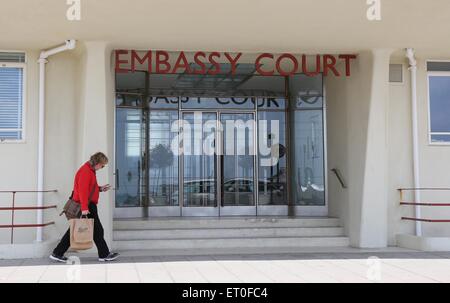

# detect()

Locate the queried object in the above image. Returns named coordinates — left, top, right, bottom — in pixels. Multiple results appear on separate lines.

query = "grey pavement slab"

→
left=1, top=250, right=450, bottom=283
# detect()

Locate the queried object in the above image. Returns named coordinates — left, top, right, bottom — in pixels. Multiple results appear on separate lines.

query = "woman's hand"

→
left=81, top=210, right=90, bottom=216
left=99, top=184, right=111, bottom=192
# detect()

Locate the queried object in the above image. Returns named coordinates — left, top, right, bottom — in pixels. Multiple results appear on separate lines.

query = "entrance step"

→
left=114, top=226, right=345, bottom=240
left=112, top=217, right=349, bottom=251
left=114, top=236, right=350, bottom=250
left=113, top=217, right=342, bottom=230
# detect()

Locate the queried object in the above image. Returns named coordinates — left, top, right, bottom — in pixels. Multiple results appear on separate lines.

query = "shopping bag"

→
left=69, top=218, right=94, bottom=250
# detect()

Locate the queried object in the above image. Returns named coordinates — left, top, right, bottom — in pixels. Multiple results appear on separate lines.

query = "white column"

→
left=358, top=49, right=392, bottom=247
left=78, top=41, right=115, bottom=244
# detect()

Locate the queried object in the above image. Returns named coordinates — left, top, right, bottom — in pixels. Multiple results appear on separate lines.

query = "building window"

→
left=0, top=53, right=26, bottom=142
left=428, top=62, right=450, bottom=144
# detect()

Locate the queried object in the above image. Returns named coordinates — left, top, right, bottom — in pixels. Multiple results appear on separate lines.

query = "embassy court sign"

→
left=115, top=50, right=357, bottom=77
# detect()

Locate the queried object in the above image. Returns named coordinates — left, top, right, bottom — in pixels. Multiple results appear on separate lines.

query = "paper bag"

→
left=69, top=218, right=94, bottom=250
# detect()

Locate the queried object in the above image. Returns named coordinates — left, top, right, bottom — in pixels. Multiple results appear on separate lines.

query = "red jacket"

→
left=73, top=162, right=100, bottom=211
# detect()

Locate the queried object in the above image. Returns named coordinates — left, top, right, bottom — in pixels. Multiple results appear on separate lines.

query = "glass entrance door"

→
left=181, top=112, right=219, bottom=216
left=220, top=113, right=256, bottom=216
left=181, top=111, right=257, bottom=216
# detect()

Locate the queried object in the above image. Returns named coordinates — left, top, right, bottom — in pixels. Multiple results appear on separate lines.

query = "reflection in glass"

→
left=149, top=111, right=179, bottom=206
left=257, top=97, right=286, bottom=110
left=431, top=134, right=450, bottom=143
left=115, top=93, right=144, bottom=107
left=181, top=97, right=255, bottom=109
left=295, top=95, right=323, bottom=109
left=293, top=110, right=325, bottom=205
left=221, top=113, right=255, bottom=206
left=115, top=71, right=147, bottom=93
left=115, top=108, right=144, bottom=207
left=258, top=111, right=288, bottom=205
left=289, top=74, right=323, bottom=99
left=183, top=113, right=217, bottom=207
left=148, top=96, right=179, bottom=109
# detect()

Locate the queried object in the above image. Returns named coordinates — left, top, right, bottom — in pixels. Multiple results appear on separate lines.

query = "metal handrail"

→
left=0, top=190, right=58, bottom=244
left=398, top=188, right=450, bottom=223
left=331, top=168, right=347, bottom=189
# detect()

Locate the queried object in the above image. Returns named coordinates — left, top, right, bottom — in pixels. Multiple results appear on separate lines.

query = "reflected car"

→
left=170, top=178, right=286, bottom=206
left=171, top=179, right=216, bottom=206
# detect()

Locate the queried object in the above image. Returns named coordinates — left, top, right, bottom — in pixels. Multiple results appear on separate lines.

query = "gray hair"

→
left=89, top=152, right=109, bottom=166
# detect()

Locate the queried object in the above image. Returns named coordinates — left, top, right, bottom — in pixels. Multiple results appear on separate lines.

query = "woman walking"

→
left=50, top=152, right=119, bottom=262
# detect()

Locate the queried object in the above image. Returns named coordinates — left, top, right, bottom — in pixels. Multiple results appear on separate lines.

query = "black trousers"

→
left=53, top=202, right=110, bottom=258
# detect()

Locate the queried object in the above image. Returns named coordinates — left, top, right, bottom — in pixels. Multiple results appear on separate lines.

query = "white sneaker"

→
left=98, top=252, right=120, bottom=262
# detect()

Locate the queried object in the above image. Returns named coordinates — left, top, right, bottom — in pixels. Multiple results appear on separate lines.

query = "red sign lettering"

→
left=116, top=50, right=357, bottom=77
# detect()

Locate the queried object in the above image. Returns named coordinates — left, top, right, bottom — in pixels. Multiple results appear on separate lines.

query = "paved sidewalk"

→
left=2, top=250, right=450, bottom=283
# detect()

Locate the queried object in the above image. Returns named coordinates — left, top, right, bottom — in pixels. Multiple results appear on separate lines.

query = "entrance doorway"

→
left=181, top=111, right=256, bottom=216
left=114, top=69, right=327, bottom=218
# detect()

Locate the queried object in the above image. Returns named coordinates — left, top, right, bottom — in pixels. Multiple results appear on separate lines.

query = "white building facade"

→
left=1, top=0, right=450, bottom=257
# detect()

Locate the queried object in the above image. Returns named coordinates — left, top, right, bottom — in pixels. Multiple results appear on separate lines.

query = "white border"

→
left=426, top=69, right=450, bottom=146
left=0, top=60, right=27, bottom=144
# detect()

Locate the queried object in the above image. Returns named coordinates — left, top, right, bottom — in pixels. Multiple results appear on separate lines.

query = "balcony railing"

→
left=0, top=190, right=58, bottom=244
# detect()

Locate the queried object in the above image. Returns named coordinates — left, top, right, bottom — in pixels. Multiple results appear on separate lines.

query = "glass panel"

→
left=295, top=95, right=323, bottom=109
left=292, top=110, right=325, bottom=206
left=115, top=108, right=144, bottom=207
left=148, top=111, right=179, bottom=206
left=257, top=97, right=286, bottom=110
left=221, top=113, right=255, bottom=206
left=183, top=112, right=217, bottom=207
left=427, top=61, right=450, bottom=72
left=237, top=75, right=285, bottom=97
left=148, top=73, right=285, bottom=97
left=174, top=66, right=252, bottom=91
left=258, top=111, right=288, bottom=205
left=181, top=96, right=255, bottom=109
left=431, top=134, right=450, bottom=143
left=0, top=131, right=21, bottom=140
left=289, top=74, right=323, bottom=109
left=429, top=76, right=450, bottom=133
left=148, top=96, right=179, bottom=109
left=115, top=71, right=147, bottom=94
left=115, top=93, right=144, bottom=107
left=0, top=52, right=26, bottom=63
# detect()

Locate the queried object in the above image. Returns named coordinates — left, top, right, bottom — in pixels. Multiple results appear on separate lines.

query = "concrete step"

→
left=113, top=217, right=342, bottom=230
left=113, top=227, right=345, bottom=240
left=113, top=236, right=350, bottom=250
